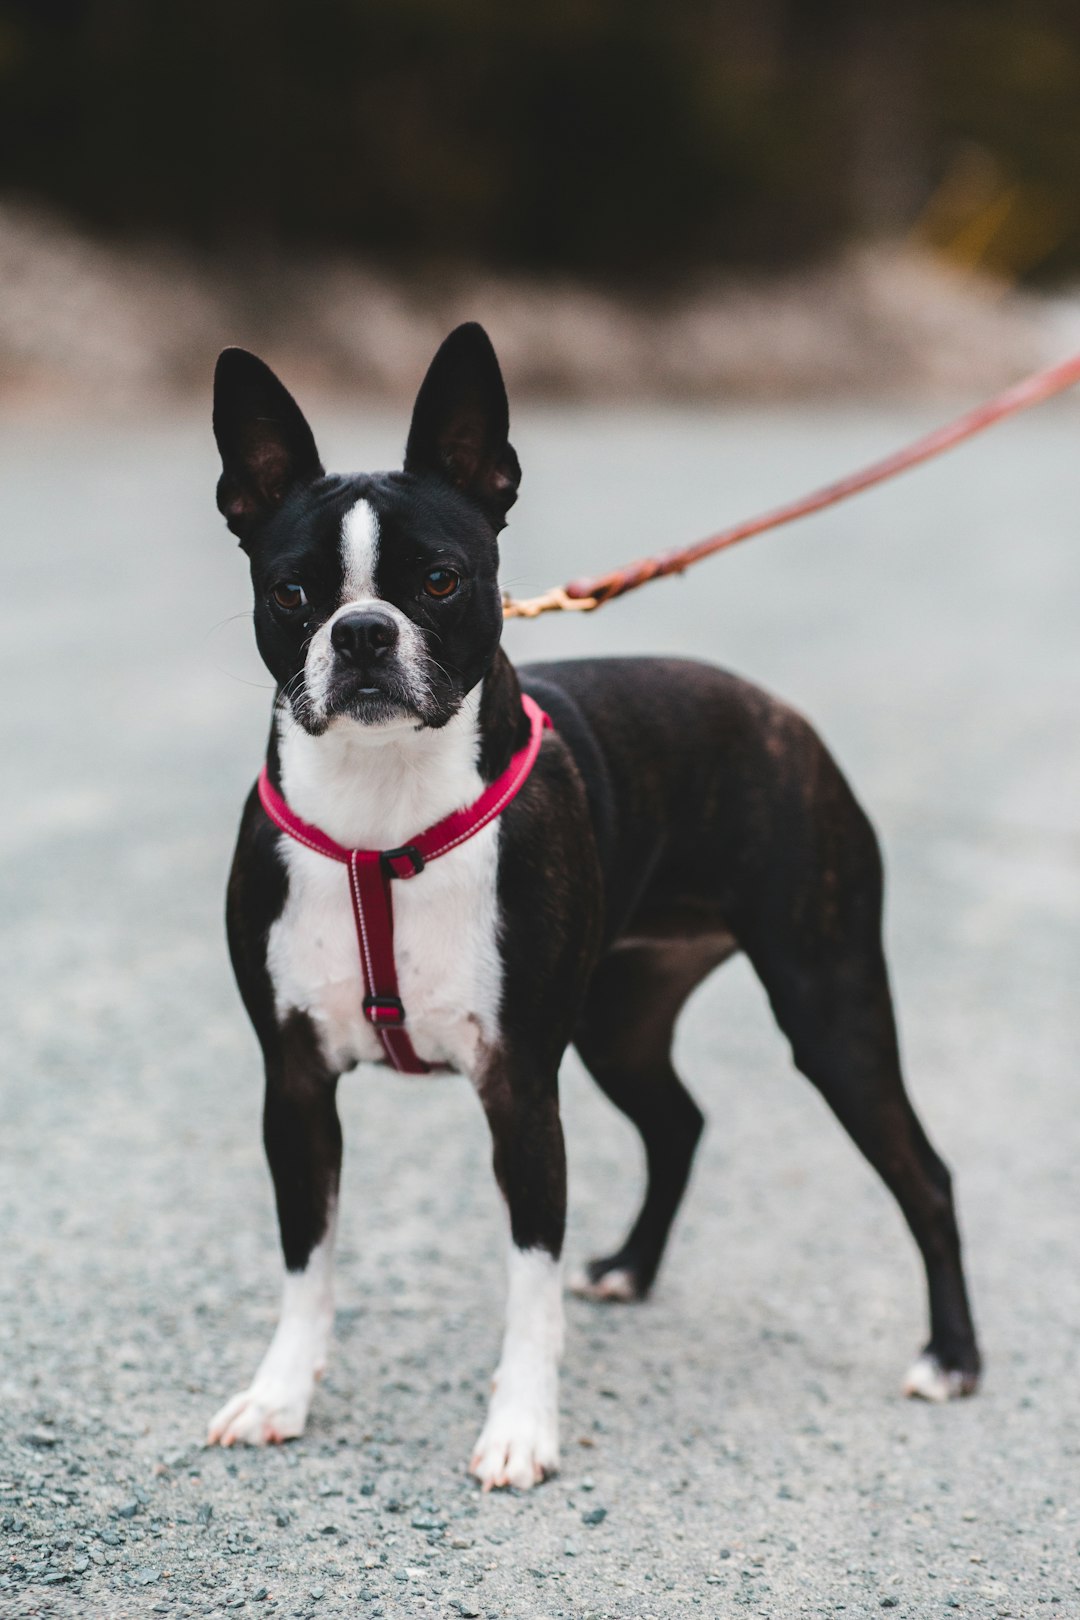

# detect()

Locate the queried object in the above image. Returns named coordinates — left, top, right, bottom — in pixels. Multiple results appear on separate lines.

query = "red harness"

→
left=256, top=693, right=551, bottom=1074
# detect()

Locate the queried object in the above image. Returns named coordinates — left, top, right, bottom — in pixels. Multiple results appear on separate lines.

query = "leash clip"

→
left=502, top=585, right=599, bottom=620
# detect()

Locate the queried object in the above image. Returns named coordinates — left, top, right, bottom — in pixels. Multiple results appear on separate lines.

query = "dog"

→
left=205, top=323, right=981, bottom=1488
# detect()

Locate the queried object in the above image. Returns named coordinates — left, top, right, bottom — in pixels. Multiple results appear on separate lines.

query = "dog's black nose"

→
left=331, top=610, right=399, bottom=667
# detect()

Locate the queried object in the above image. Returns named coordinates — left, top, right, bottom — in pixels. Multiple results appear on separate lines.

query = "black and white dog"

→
left=206, top=324, right=980, bottom=1488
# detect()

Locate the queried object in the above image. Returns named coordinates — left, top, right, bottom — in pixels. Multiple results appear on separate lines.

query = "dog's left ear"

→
left=404, top=323, right=521, bottom=530
left=213, top=348, right=324, bottom=544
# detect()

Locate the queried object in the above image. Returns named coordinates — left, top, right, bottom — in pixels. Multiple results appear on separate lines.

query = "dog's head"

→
left=213, top=323, right=519, bottom=736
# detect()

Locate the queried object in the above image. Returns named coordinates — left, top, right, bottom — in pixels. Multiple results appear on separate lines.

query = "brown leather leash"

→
left=502, top=349, right=1080, bottom=620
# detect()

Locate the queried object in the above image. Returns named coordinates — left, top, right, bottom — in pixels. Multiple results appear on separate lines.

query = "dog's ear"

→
left=404, top=323, right=520, bottom=529
left=213, top=348, right=324, bottom=543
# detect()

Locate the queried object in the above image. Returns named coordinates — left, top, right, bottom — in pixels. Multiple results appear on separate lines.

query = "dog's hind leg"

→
left=207, top=1012, right=342, bottom=1446
left=570, top=937, right=730, bottom=1303
left=742, top=792, right=981, bottom=1400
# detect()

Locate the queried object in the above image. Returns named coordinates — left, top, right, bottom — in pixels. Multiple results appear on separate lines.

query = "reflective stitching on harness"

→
left=423, top=754, right=539, bottom=860
left=349, top=854, right=409, bottom=1073
left=348, top=855, right=376, bottom=988
left=272, top=824, right=338, bottom=863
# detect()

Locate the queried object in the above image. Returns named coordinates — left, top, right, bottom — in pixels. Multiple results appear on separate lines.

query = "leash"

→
left=257, top=694, right=551, bottom=1074
left=501, top=348, right=1080, bottom=619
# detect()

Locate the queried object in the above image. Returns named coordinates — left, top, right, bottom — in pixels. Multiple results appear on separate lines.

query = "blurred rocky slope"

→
left=2, top=200, right=1078, bottom=412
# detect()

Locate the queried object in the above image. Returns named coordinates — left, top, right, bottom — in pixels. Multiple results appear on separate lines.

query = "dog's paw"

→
left=469, top=1395, right=559, bottom=1492
left=901, top=1351, right=980, bottom=1403
left=568, top=1258, right=643, bottom=1303
left=206, top=1380, right=312, bottom=1447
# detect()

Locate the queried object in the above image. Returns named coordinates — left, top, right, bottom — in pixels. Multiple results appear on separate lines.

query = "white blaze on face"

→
left=302, top=497, right=382, bottom=720
left=341, top=497, right=380, bottom=602
left=469, top=1246, right=564, bottom=1491
left=299, top=496, right=431, bottom=728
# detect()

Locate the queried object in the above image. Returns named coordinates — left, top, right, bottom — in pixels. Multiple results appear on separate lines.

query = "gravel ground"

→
left=1, top=402, right=1078, bottom=1619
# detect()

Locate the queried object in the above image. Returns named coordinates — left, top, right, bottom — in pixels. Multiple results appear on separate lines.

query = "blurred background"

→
left=2, top=8, right=1079, bottom=1616
left=4, top=0, right=1080, bottom=406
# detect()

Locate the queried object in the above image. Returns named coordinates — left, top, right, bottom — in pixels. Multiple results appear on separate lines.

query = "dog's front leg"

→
left=208, top=1014, right=341, bottom=1447
left=470, top=1062, right=566, bottom=1491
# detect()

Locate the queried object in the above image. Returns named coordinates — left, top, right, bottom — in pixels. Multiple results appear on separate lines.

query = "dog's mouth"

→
left=287, top=646, right=462, bottom=736
left=322, top=670, right=424, bottom=728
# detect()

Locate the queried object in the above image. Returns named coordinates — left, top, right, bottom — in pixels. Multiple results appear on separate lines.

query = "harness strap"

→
left=257, top=693, right=551, bottom=1075
left=347, top=849, right=430, bottom=1073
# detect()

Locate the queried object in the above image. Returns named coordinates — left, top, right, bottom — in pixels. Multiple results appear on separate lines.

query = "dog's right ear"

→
left=213, top=349, right=324, bottom=543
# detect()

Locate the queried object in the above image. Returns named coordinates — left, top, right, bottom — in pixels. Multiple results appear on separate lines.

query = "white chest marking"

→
left=266, top=692, right=502, bottom=1078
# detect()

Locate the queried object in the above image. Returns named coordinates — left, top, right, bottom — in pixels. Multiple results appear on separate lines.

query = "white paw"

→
left=901, top=1352, right=978, bottom=1403
left=206, top=1378, right=313, bottom=1447
left=469, top=1391, right=559, bottom=1492
left=568, top=1265, right=637, bottom=1302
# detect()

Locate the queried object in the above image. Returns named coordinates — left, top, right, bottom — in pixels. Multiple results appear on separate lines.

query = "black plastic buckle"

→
left=363, top=995, right=406, bottom=1026
left=381, top=844, right=426, bottom=879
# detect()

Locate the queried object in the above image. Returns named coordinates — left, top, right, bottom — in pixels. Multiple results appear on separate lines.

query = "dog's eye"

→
left=423, top=568, right=459, bottom=599
left=271, top=582, right=308, bottom=612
